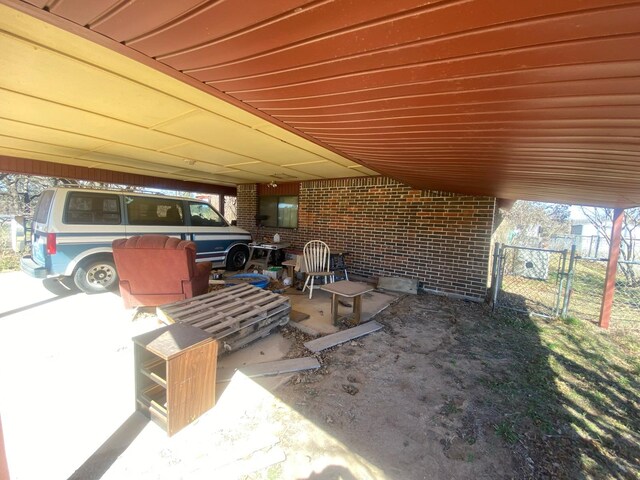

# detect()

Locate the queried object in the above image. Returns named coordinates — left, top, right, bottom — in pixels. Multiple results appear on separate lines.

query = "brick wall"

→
left=237, top=177, right=495, bottom=301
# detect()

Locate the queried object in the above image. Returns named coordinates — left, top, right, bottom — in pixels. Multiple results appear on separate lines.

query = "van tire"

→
left=74, top=256, right=118, bottom=294
left=226, top=245, right=249, bottom=271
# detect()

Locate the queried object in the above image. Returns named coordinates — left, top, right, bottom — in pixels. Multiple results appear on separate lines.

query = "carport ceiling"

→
left=1, top=0, right=640, bottom=207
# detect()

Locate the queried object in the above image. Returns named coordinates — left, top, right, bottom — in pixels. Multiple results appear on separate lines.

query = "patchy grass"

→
left=441, top=397, right=462, bottom=416
left=494, top=420, right=519, bottom=444
left=460, top=306, right=640, bottom=478
left=541, top=316, right=640, bottom=475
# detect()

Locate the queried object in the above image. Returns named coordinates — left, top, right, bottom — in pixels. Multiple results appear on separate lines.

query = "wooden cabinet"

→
left=133, top=323, right=218, bottom=436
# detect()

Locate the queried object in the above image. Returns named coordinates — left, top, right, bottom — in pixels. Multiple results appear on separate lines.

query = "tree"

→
left=543, top=203, right=570, bottom=223
left=223, top=195, right=237, bottom=222
left=494, top=201, right=572, bottom=247
left=0, top=174, right=59, bottom=217
left=580, top=207, right=640, bottom=286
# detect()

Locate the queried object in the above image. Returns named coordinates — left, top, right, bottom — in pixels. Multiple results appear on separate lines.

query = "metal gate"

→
left=491, top=244, right=573, bottom=318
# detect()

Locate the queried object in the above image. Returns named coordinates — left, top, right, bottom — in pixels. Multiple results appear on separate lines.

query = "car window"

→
left=34, top=190, right=54, bottom=224
left=189, top=202, right=226, bottom=227
left=64, top=192, right=121, bottom=225
left=126, top=196, right=184, bottom=226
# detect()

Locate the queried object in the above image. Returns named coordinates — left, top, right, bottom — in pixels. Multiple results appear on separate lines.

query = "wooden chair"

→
left=302, top=240, right=335, bottom=299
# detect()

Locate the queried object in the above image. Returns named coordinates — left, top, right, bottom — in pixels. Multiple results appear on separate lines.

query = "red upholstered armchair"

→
left=112, top=235, right=211, bottom=309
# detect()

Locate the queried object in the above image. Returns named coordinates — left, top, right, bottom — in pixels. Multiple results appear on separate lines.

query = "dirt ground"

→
left=3, top=271, right=634, bottom=479
left=267, top=289, right=640, bottom=480
left=269, top=293, right=516, bottom=479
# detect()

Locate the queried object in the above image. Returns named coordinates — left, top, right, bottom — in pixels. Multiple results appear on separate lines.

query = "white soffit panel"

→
left=0, top=3, right=375, bottom=186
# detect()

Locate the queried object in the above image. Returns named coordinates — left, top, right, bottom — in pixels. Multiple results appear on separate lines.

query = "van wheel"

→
left=226, top=246, right=249, bottom=271
left=74, top=257, right=118, bottom=294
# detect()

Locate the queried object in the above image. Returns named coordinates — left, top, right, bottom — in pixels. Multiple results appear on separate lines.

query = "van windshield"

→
left=189, top=202, right=227, bottom=227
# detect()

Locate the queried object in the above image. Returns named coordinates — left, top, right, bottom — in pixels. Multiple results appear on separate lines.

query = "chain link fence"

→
left=570, top=258, right=640, bottom=329
left=549, top=234, right=640, bottom=259
left=491, top=244, right=569, bottom=318
left=492, top=243, right=640, bottom=328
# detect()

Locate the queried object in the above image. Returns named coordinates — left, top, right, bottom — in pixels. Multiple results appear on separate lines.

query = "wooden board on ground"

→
left=377, top=277, right=418, bottom=294
left=303, top=321, right=383, bottom=353
left=218, top=357, right=320, bottom=383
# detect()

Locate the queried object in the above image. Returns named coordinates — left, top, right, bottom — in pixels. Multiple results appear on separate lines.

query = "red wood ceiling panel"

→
left=283, top=106, right=640, bottom=128
left=255, top=78, right=640, bottom=116
left=257, top=182, right=300, bottom=196
left=194, top=1, right=640, bottom=85
left=91, top=0, right=204, bottom=40
left=224, top=35, right=640, bottom=98
left=21, top=0, right=47, bottom=7
left=125, top=0, right=315, bottom=57
left=10, top=0, right=640, bottom=207
left=48, top=0, right=119, bottom=27
left=162, top=0, right=447, bottom=71
left=245, top=63, right=640, bottom=109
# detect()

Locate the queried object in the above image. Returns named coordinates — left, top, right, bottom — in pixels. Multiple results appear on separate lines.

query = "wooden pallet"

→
left=156, top=283, right=291, bottom=354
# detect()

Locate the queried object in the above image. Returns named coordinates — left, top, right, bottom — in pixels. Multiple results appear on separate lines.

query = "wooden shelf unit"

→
left=132, top=323, right=218, bottom=436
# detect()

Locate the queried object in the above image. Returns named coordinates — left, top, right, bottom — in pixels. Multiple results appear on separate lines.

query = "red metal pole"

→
left=599, top=208, right=625, bottom=329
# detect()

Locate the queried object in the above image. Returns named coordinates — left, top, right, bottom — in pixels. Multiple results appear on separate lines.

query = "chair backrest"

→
left=303, top=240, right=331, bottom=273
left=112, top=235, right=197, bottom=293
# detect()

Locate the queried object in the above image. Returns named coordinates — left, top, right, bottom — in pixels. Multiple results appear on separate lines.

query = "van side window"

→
left=64, top=192, right=121, bottom=225
left=34, top=190, right=54, bottom=223
left=189, top=202, right=226, bottom=227
left=126, top=196, right=184, bottom=226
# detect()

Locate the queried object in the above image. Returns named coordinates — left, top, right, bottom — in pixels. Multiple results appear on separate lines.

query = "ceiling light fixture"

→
left=268, top=181, right=278, bottom=188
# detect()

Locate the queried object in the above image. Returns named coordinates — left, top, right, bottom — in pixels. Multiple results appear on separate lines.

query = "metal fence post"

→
left=561, top=244, right=577, bottom=318
left=491, top=243, right=502, bottom=311
left=554, top=249, right=568, bottom=316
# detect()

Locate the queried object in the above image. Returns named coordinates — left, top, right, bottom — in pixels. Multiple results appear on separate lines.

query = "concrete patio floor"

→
left=0, top=271, right=397, bottom=480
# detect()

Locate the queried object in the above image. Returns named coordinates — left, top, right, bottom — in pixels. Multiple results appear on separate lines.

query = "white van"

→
left=19, top=187, right=252, bottom=293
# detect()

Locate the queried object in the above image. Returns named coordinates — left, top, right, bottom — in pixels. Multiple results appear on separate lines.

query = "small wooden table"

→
left=321, top=280, right=374, bottom=326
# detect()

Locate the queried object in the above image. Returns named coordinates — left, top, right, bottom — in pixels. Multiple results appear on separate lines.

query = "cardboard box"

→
left=265, top=266, right=283, bottom=280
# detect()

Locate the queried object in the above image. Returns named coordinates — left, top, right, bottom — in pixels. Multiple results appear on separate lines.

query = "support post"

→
left=219, top=194, right=225, bottom=219
left=599, top=208, right=625, bottom=329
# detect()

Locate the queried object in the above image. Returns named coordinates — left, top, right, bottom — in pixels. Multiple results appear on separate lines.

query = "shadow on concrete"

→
left=42, top=277, right=79, bottom=296
left=67, top=413, right=148, bottom=480
left=0, top=278, right=81, bottom=318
